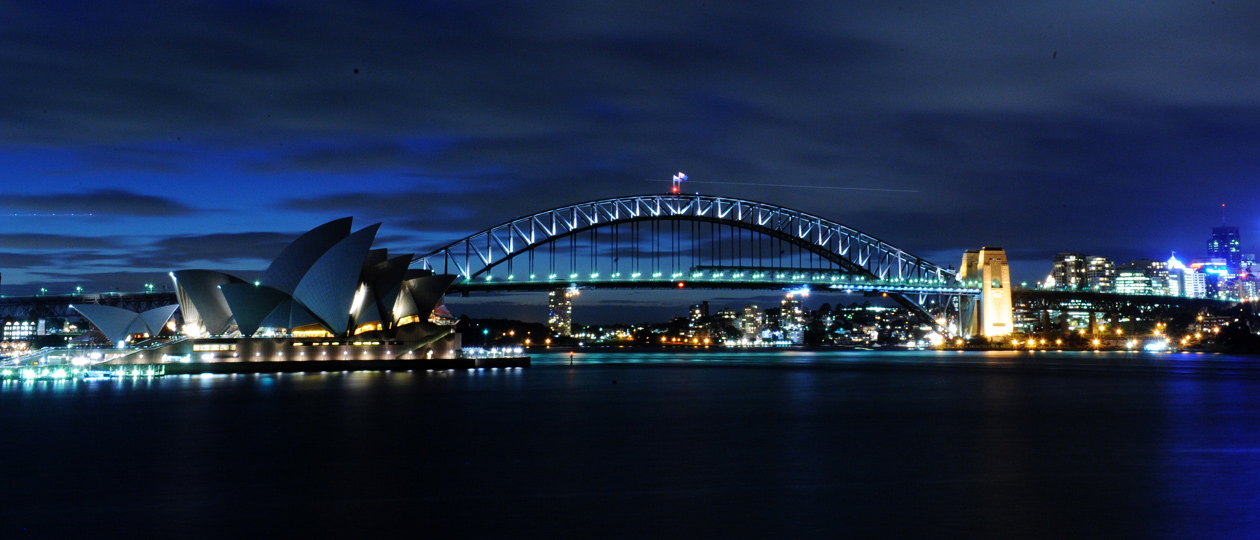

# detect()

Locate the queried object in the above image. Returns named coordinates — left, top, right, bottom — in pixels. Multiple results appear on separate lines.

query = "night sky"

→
left=4, top=2, right=1259, bottom=322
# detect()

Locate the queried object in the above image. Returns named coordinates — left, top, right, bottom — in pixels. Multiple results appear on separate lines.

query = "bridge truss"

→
left=415, top=194, right=977, bottom=333
left=418, top=194, right=957, bottom=282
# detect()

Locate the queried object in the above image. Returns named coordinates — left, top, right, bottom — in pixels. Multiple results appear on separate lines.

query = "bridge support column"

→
left=1059, top=310, right=1070, bottom=333
left=958, top=248, right=1013, bottom=338
left=1088, top=312, right=1097, bottom=335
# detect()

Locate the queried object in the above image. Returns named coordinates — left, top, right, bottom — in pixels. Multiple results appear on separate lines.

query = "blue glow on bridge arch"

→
left=414, top=194, right=981, bottom=301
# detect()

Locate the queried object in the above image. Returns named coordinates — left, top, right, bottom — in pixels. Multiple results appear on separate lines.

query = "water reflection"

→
left=3, top=351, right=1260, bottom=538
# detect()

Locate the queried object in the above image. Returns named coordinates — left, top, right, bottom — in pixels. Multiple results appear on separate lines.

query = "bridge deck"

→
left=451, top=271, right=979, bottom=295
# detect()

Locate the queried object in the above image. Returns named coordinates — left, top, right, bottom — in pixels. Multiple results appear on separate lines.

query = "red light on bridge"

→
left=671, top=185, right=679, bottom=193
left=677, top=282, right=685, bottom=288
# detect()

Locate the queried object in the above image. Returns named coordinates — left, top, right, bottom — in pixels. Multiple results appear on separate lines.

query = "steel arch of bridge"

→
left=414, top=194, right=957, bottom=285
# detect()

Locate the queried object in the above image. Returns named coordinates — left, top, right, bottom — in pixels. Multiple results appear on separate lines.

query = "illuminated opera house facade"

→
left=117, top=217, right=460, bottom=364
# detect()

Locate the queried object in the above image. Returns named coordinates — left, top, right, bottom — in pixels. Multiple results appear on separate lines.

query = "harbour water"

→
left=3, top=350, right=1260, bottom=538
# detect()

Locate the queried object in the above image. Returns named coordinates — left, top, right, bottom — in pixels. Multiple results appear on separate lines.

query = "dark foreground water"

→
left=4, top=350, right=1260, bottom=539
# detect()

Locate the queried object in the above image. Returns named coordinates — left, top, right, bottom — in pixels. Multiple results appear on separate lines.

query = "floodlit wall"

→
left=959, top=247, right=1014, bottom=338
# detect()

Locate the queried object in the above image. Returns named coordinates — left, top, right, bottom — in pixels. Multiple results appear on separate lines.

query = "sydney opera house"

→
left=75, top=218, right=464, bottom=365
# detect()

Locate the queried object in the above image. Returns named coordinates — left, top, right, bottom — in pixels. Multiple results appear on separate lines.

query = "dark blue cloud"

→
left=0, top=0, right=1258, bottom=306
left=0, top=190, right=199, bottom=217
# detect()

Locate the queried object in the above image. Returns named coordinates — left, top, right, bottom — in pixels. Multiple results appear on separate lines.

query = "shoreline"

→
left=160, top=356, right=531, bottom=374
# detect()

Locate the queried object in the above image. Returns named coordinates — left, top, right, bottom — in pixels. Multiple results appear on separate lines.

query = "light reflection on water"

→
left=530, top=348, right=1260, bottom=374
left=2, top=351, right=1259, bottom=538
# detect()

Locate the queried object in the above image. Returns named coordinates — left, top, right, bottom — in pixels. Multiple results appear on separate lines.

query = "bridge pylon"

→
left=958, top=247, right=1014, bottom=338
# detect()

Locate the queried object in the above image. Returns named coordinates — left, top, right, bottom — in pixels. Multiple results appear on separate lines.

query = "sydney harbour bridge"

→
left=0, top=193, right=1232, bottom=338
left=413, top=193, right=977, bottom=333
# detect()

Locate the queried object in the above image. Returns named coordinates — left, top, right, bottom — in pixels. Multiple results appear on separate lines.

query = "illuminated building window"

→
left=192, top=343, right=236, bottom=352
left=353, top=322, right=383, bottom=335
left=292, top=327, right=333, bottom=338
left=397, top=315, right=421, bottom=326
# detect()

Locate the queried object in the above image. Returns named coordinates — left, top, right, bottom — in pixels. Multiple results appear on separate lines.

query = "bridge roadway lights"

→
left=450, top=276, right=979, bottom=298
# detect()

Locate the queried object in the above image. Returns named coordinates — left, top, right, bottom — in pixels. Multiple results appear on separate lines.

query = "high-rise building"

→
left=740, top=305, right=764, bottom=341
left=1147, top=259, right=1169, bottom=295
left=1180, top=271, right=1207, bottom=298
left=959, top=247, right=1013, bottom=337
left=1167, top=255, right=1207, bottom=298
left=1230, top=276, right=1260, bottom=301
left=780, top=293, right=807, bottom=344
left=689, top=301, right=709, bottom=322
left=1051, top=253, right=1088, bottom=290
left=1115, top=259, right=1169, bottom=295
left=1208, top=226, right=1242, bottom=272
left=547, top=287, right=578, bottom=336
left=688, top=301, right=710, bottom=338
left=1114, top=267, right=1149, bottom=295
left=1086, top=256, right=1115, bottom=291
left=715, top=307, right=738, bottom=326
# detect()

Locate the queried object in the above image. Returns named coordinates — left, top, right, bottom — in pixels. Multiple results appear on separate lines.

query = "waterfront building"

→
left=547, top=287, right=577, bottom=336
left=959, top=247, right=1014, bottom=337
left=780, top=293, right=807, bottom=344
left=3, top=320, right=35, bottom=342
left=70, top=304, right=179, bottom=346
left=1051, top=253, right=1088, bottom=290
left=690, top=301, right=709, bottom=321
left=1086, top=256, right=1115, bottom=291
left=171, top=217, right=455, bottom=341
left=688, top=301, right=709, bottom=333
left=740, top=305, right=764, bottom=341
left=715, top=307, right=738, bottom=327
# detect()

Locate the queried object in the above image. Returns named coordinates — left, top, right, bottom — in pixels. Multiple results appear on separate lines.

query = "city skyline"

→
left=3, top=2, right=1259, bottom=316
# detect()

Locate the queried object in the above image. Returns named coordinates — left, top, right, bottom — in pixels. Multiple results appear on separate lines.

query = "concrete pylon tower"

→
left=959, top=247, right=1014, bottom=338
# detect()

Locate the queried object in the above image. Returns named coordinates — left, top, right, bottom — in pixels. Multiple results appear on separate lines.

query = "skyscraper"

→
left=547, top=287, right=577, bottom=336
left=1208, top=226, right=1242, bottom=271
left=1166, top=255, right=1206, bottom=298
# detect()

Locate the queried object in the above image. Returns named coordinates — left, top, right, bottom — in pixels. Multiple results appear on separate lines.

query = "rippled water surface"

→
left=4, top=350, right=1260, bottom=539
